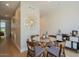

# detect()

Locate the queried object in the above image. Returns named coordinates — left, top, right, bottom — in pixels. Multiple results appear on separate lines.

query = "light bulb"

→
left=5, top=3, right=9, bottom=7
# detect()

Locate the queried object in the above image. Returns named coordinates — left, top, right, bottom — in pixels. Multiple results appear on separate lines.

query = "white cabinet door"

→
left=57, top=35, right=62, bottom=41
left=65, top=41, right=71, bottom=48
left=73, top=42, right=77, bottom=49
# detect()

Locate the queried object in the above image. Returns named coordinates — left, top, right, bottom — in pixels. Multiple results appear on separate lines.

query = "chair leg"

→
left=63, top=50, right=66, bottom=57
left=27, top=51, right=29, bottom=57
left=47, top=52, right=49, bottom=57
left=63, top=47, right=66, bottom=57
left=27, top=50, right=32, bottom=57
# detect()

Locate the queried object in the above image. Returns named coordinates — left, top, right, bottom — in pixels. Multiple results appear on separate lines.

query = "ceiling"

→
left=28, top=1, right=79, bottom=17
left=26, top=1, right=59, bottom=17
left=0, top=1, right=79, bottom=18
left=0, top=1, right=20, bottom=18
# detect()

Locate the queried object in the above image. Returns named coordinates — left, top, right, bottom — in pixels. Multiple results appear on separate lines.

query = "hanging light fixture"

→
left=27, top=16, right=35, bottom=27
left=26, top=5, right=36, bottom=28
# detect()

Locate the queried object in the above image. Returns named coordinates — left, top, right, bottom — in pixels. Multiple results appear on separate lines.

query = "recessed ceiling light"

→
left=5, top=3, right=9, bottom=7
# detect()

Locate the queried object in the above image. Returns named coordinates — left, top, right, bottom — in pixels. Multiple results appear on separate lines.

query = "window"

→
left=0, top=21, right=6, bottom=32
left=1, top=22, right=6, bottom=28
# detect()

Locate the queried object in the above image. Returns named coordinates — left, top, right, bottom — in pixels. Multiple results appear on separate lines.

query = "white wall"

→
left=45, top=3, right=79, bottom=35
left=40, top=16, right=47, bottom=35
left=21, top=2, right=40, bottom=52
left=11, top=7, right=20, bottom=51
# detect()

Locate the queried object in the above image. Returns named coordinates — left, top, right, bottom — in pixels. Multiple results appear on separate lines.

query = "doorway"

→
left=0, top=18, right=11, bottom=56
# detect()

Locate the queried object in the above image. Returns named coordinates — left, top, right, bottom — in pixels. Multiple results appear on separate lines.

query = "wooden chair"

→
left=47, top=44, right=65, bottom=57
left=27, top=39, right=44, bottom=57
left=31, top=35, right=39, bottom=40
left=31, top=34, right=40, bottom=46
left=48, top=35, right=56, bottom=38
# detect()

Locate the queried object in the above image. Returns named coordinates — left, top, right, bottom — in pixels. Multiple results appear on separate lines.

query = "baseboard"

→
left=11, top=39, right=21, bottom=52
left=20, top=47, right=28, bottom=52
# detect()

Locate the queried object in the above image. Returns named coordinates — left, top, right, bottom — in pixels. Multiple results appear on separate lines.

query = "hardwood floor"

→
left=0, top=39, right=27, bottom=57
left=0, top=38, right=79, bottom=57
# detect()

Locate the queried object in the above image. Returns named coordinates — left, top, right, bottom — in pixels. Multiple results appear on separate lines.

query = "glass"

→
left=0, top=21, right=6, bottom=38
left=0, top=22, right=6, bottom=32
left=0, top=22, right=6, bottom=27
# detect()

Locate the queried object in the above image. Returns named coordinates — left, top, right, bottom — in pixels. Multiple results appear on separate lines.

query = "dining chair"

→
left=47, top=44, right=65, bottom=57
left=27, top=39, right=44, bottom=57
left=31, top=35, right=39, bottom=40
left=48, top=35, right=56, bottom=38
left=31, top=34, right=40, bottom=46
